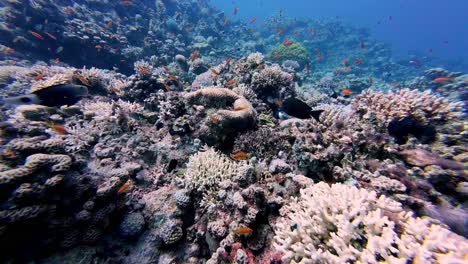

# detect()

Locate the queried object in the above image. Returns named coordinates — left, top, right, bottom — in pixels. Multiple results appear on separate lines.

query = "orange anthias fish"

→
left=316, top=55, right=324, bottom=61
left=209, top=115, right=219, bottom=124
left=163, top=83, right=172, bottom=91
left=34, top=73, right=45, bottom=81
left=29, top=31, right=44, bottom=40
left=231, top=151, right=250, bottom=161
left=354, top=59, right=362, bottom=65
left=341, top=88, right=353, bottom=97
left=250, top=17, right=257, bottom=23
left=223, top=18, right=229, bottom=26
left=76, top=75, right=90, bottom=86
left=120, top=1, right=133, bottom=6
left=225, top=79, right=236, bottom=86
left=233, top=227, right=253, bottom=236
left=44, top=31, right=57, bottom=40
left=433, top=77, right=454, bottom=83
left=209, top=68, right=219, bottom=76
left=343, top=59, right=348, bottom=67
left=278, top=28, right=285, bottom=36
left=390, top=82, right=399, bottom=87
left=283, top=39, right=294, bottom=46
left=343, top=66, right=351, bottom=73
left=334, top=69, right=341, bottom=75
left=191, top=50, right=199, bottom=62
left=168, top=74, right=179, bottom=81
left=162, top=65, right=169, bottom=71
left=49, top=123, right=68, bottom=135
left=117, top=180, right=133, bottom=194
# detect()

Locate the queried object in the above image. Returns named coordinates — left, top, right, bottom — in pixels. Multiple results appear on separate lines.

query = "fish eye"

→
left=20, top=97, right=32, bottom=103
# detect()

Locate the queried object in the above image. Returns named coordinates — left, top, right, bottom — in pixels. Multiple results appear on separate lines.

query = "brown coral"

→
left=185, top=87, right=257, bottom=130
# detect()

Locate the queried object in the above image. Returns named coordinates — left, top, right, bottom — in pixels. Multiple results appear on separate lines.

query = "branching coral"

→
left=176, top=147, right=239, bottom=193
left=274, top=182, right=468, bottom=264
left=352, top=89, right=463, bottom=127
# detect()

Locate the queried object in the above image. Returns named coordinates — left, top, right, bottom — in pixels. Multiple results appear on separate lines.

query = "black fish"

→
left=279, top=97, right=323, bottom=121
left=3, top=84, right=88, bottom=107
left=387, top=116, right=436, bottom=144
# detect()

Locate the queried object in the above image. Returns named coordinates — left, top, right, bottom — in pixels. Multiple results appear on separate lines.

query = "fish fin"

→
left=310, top=110, right=324, bottom=121
left=2, top=94, right=41, bottom=105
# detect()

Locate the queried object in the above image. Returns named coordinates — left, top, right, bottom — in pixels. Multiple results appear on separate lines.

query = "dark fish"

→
left=279, top=98, right=323, bottom=121
left=387, top=116, right=436, bottom=144
left=3, top=84, right=88, bottom=107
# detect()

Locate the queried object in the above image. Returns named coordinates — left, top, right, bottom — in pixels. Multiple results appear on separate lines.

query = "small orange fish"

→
left=162, top=66, right=169, bottom=71
left=283, top=39, right=294, bottom=46
left=343, top=66, right=351, bottom=73
left=34, top=73, right=45, bottom=81
left=225, top=80, right=236, bottom=86
left=209, top=68, right=219, bottom=76
left=233, top=227, right=253, bottom=236
left=433, top=77, right=454, bottom=83
left=95, top=45, right=103, bottom=50
left=223, top=18, right=229, bottom=26
left=390, top=82, right=399, bottom=87
left=343, top=59, right=348, bottom=67
left=278, top=28, right=285, bottom=36
left=63, top=7, right=73, bottom=14
left=3, top=47, right=14, bottom=54
left=256, top=64, right=264, bottom=69
left=44, top=31, right=57, bottom=40
left=163, top=83, right=172, bottom=91
left=276, top=99, right=283, bottom=107
left=231, top=151, right=250, bottom=161
left=354, top=58, right=362, bottom=65
left=168, top=74, right=179, bottom=81
left=234, top=105, right=247, bottom=111
left=49, top=123, right=68, bottom=135
left=209, top=115, right=219, bottom=124
left=29, top=31, right=44, bottom=40
left=120, top=1, right=133, bottom=6
left=250, top=17, right=257, bottom=23
left=341, top=88, right=353, bottom=97
left=315, top=55, right=324, bottom=61
left=117, top=180, right=133, bottom=194
left=76, top=75, right=90, bottom=86
left=274, top=53, right=280, bottom=59
left=334, top=69, right=340, bottom=75
left=190, top=50, right=199, bottom=62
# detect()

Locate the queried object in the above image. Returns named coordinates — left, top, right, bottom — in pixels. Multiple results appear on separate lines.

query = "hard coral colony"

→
left=0, top=0, right=466, bottom=263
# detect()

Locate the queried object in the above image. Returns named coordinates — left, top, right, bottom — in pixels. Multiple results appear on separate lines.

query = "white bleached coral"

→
left=273, top=182, right=468, bottom=264
left=177, top=147, right=239, bottom=193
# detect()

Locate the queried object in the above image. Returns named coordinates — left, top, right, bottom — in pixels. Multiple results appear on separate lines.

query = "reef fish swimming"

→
left=3, top=84, right=88, bottom=107
left=278, top=98, right=323, bottom=121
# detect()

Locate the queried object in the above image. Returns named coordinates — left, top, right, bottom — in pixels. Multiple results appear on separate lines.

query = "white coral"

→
left=273, top=182, right=468, bottom=264
left=178, top=147, right=239, bottom=193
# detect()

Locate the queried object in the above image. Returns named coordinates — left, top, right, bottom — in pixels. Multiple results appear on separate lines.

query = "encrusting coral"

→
left=185, top=87, right=257, bottom=130
left=274, top=182, right=468, bottom=264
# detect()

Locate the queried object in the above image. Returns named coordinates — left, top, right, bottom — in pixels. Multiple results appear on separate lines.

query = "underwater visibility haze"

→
left=0, top=0, right=466, bottom=263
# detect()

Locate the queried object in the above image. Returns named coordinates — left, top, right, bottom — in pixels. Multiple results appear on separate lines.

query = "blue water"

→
left=213, top=0, right=468, bottom=71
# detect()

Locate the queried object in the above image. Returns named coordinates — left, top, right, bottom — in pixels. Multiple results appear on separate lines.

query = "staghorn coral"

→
left=185, top=87, right=257, bottom=130
left=352, top=89, right=463, bottom=127
left=274, top=182, right=468, bottom=264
